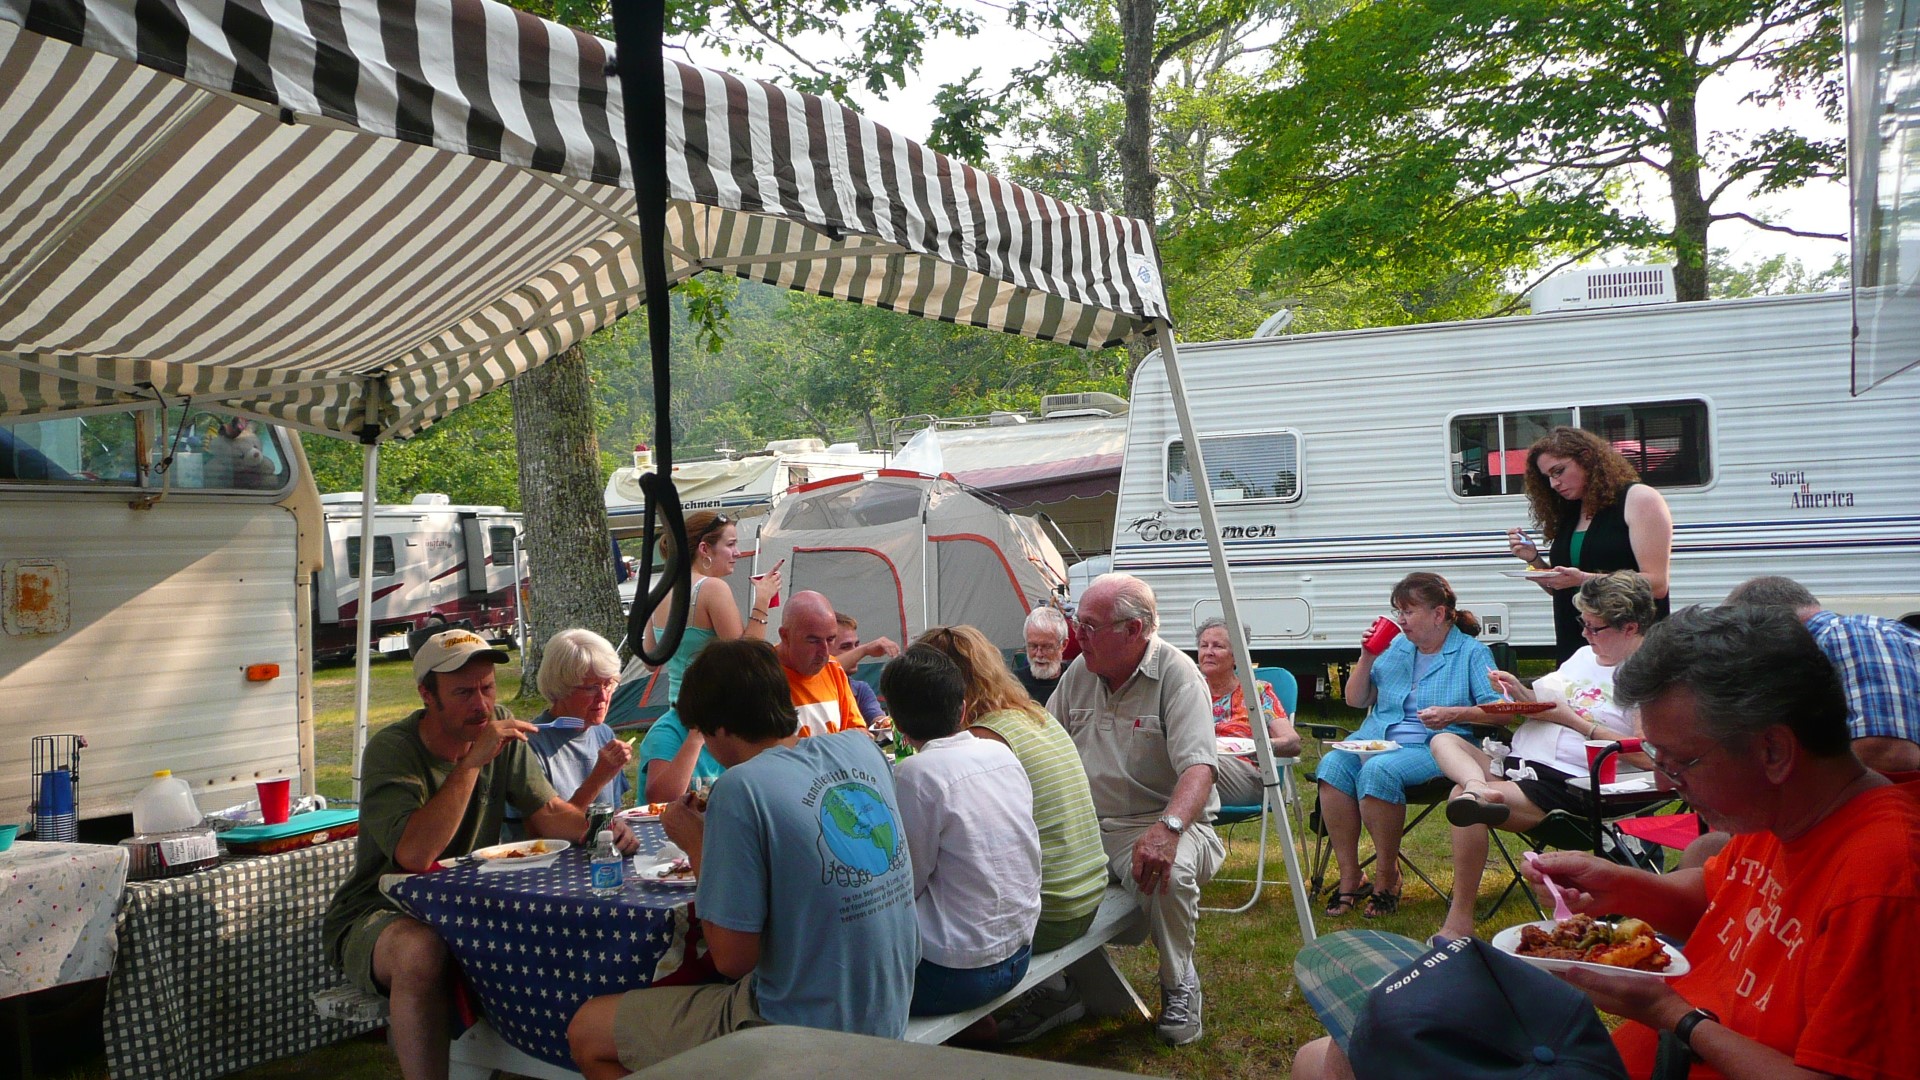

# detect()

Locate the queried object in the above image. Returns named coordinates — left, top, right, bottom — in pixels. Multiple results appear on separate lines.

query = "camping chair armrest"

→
left=1300, top=723, right=1349, bottom=742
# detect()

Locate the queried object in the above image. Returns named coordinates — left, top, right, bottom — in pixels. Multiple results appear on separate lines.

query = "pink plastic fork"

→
left=1524, top=850, right=1574, bottom=920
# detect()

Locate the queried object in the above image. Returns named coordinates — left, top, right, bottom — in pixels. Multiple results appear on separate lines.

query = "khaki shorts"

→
left=338, top=908, right=411, bottom=997
left=613, top=978, right=763, bottom=1071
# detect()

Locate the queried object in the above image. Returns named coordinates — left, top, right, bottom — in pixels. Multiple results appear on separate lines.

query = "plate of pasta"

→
left=1493, top=915, right=1688, bottom=979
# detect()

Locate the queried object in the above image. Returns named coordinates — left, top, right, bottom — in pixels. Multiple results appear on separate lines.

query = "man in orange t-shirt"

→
left=1526, top=605, right=1920, bottom=1080
left=777, top=591, right=866, bottom=737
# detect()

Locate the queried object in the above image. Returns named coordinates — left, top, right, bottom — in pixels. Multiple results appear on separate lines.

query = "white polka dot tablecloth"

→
left=1, top=840, right=129, bottom=998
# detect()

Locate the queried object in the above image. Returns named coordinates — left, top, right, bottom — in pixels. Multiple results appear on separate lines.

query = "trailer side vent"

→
left=1529, top=266, right=1676, bottom=312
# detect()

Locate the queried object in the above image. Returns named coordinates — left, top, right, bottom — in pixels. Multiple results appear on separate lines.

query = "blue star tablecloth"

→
left=384, top=823, right=709, bottom=1067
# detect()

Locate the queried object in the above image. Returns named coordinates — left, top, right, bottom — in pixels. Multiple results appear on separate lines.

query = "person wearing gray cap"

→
left=322, top=628, right=638, bottom=1080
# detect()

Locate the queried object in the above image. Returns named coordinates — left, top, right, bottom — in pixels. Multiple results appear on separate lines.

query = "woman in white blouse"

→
left=1429, top=571, right=1658, bottom=943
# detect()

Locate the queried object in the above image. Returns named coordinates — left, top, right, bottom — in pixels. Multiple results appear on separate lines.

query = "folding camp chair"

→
left=1203, top=667, right=1304, bottom=913
left=1300, top=722, right=1527, bottom=914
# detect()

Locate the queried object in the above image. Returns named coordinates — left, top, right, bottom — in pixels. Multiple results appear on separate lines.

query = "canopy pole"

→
left=351, top=443, right=380, bottom=804
left=1152, top=317, right=1317, bottom=942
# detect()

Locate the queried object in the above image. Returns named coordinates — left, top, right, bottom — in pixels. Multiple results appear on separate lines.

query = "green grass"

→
left=41, top=663, right=1552, bottom=1079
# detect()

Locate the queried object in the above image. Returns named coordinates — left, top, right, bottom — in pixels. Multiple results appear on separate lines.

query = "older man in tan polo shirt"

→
left=1046, top=573, right=1221, bottom=1046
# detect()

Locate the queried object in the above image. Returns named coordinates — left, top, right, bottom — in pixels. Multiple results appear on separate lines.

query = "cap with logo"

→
left=411, top=629, right=510, bottom=684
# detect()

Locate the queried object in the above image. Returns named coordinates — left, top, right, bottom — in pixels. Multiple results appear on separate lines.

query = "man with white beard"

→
left=1016, top=606, right=1070, bottom=705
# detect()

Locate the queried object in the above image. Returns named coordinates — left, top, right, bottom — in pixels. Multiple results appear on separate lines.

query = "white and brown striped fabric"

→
left=0, top=0, right=1168, bottom=440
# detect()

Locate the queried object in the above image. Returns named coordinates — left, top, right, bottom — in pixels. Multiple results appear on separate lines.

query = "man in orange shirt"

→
left=1526, top=605, right=1918, bottom=1080
left=777, top=591, right=867, bottom=737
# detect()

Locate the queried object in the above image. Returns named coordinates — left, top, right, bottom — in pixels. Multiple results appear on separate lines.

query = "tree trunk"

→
left=1663, top=25, right=1710, bottom=302
left=1119, top=0, right=1160, bottom=376
left=510, top=343, right=625, bottom=703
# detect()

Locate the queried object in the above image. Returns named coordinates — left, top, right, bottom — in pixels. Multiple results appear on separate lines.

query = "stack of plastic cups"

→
left=35, top=768, right=78, bottom=841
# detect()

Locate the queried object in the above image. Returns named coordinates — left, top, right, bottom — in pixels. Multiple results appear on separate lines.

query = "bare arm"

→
left=1624, top=483, right=1673, bottom=599
left=1344, top=650, right=1379, bottom=709
left=566, top=737, right=633, bottom=810
left=393, top=716, right=531, bottom=872
left=704, top=924, right=762, bottom=980
left=1565, top=976, right=1841, bottom=1080
left=642, top=734, right=706, bottom=803
left=1525, top=851, right=1709, bottom=939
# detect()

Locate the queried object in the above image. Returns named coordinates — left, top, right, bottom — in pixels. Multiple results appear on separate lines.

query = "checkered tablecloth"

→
left=385, top=823, right=708, bottom=1068
left=0, top=841, right=128, bottom=999
left=103, top=840, right=380, bottom=1080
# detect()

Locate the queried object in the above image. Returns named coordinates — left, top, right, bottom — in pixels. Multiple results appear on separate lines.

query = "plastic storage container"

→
left=132, top=770, right=204, bottom=834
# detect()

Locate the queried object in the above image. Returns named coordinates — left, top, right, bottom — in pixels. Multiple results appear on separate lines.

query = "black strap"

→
left=610, top=0, right=689, bottom=665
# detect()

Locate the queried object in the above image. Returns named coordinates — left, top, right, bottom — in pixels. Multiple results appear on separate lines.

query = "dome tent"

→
left=754, top=472, right=1068, bottom=655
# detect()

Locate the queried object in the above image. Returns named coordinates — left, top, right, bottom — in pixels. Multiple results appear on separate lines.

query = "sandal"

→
left=1362, top=888, right=1401, bottom=919
left=1323, top=881, right=1373, bottom=918
left=1446, top=793, right=1511, bottom=828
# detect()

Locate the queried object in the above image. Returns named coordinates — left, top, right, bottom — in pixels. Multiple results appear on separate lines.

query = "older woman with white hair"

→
left=527, top=628, right=633, bottom=814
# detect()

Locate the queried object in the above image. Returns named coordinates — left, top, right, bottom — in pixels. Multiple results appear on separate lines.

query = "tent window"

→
left=346, top=536, right=397, bottom=577
left=1165, top=432, right=1301, bottom=506
left=782, top=481, right=924, bottom=531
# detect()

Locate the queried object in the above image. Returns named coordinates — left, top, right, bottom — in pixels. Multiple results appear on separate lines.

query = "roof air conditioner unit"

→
left=1040, top=391, right=1130, bottom=419
left=1529, top=265, right=1676, bottom=312
left=411, top=493, right=452, bottom=506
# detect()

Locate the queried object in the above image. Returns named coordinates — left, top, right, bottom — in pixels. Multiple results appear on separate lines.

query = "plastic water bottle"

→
left=590, top=830, right=624, bottom=896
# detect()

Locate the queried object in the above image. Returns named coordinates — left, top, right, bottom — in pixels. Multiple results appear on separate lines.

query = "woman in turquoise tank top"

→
left=641, top=510, right=782, bottom=800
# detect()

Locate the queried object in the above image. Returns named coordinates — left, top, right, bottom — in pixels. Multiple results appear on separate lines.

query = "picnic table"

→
left=384, top=821, right=711, bottom=1069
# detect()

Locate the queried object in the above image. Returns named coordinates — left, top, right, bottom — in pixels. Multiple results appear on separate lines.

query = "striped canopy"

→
left=0, top=0, right=1169, bottom=441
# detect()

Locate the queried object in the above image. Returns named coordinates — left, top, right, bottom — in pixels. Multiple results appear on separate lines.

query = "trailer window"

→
left=1580, top=400, right=1710, bottom=487
left=0, top=407, right=291, bottom=491
left=1450, top=410, right=1571, bottom=497
left=1165, top=432, right=1301, bottom=506
left=1450, top=400, right=1710, bottom=497
left=346, top=536, right=397, bottom=577
left=488, top=526, right=518, bottom=560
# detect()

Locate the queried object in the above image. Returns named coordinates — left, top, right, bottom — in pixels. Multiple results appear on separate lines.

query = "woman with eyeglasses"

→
left=912, top=625, right=1108, bottom=960
left=1429, top=571, right=1659, bottom=943
left=638, top=510, right=784, bottom=802
left=1317, top=572, right=1504, bottom=920
left=505, top=629, right=630, bottom=839
left=1506, top=426, right=1673, bottom=662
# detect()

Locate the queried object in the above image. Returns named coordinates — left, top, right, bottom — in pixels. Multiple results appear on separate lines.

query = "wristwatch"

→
left=1673, top=1007, right=1718, bottom=1058
left=1157, top=814, right=1186, bottom=835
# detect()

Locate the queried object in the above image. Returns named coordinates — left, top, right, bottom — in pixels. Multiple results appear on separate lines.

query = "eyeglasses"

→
left=1643, top=741, right=1714, bottom=784
left=694, top=514, right=731, bottom=541
left=1578, top=618, right=1613, bottom=637
left=1074, top=617, right=1134, bottom=637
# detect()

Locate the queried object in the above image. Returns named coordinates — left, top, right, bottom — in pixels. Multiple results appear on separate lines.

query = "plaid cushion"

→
left=1294, top=930, right=1429, bottom=1049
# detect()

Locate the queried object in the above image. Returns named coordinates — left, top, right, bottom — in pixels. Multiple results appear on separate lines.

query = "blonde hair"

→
left=913, top=624, right=1046, bottom=725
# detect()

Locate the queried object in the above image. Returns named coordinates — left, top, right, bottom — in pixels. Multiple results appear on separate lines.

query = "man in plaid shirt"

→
left=1728, top=576, right=1920, bottom=773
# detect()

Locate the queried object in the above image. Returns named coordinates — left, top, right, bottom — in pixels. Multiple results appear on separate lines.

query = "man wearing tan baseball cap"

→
left=324, top=628, right=637, bottom=1080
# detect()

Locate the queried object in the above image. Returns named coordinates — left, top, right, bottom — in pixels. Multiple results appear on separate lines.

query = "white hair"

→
left=1090, top=572, right=1158, bottom=634
left=1024, top=606, right=1068, bottom=640
left=537, top=628, right=621, bottom=703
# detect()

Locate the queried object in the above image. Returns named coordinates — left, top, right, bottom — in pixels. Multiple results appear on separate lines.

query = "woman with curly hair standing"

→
left=1506, top=426, right=1673, bottom=661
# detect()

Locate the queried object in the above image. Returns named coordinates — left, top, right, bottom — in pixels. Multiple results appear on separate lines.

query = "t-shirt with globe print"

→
left=695, top=729, right=917, bottom=1037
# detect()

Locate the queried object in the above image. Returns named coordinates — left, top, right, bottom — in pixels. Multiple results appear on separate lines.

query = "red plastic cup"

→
left=1584, top=741, right=1619, bottom=784
left=257, top=777, right=292, bottom=825
left=1362, top=616, right=1402, bottom=655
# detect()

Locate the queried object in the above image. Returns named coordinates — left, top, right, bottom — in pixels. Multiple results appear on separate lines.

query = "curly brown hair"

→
left=1523, top=427, right=1641, bottom=542
left=913, top=624, right=1047, bottom=725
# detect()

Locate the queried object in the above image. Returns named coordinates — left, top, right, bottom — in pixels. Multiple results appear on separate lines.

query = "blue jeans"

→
left=909, top=944, right=1032, bottom=1016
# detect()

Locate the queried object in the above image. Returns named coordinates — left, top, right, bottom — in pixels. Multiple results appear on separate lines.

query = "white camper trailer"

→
left=1, top=405, right=320, bottom=825
left=1110, top=291, right=1920, bottom=671
left=314, top=494, right=524, bottom=661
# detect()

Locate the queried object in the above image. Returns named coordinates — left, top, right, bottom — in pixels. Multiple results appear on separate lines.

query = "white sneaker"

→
left=1156, top=970, right=1203, bottom=1046
left=996, top=978, right=1086, bottom=1044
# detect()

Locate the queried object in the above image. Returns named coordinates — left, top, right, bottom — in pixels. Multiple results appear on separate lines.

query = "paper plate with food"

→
left=469, top=838, right=569, bottom=871
left=1216, top=736, right=1257, bottom=756
left=636, top=852, right=698, bottom=887
left=1492, top=915, right=1688, bottom=979
left=619, top=802, right=673, bottom=822
left=1328, top=739, right=1400, bottom=761
left=1481, top=700, right=1555, bottom=716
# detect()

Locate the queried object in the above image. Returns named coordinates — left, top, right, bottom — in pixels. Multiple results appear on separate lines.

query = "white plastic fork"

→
left=535, top=715, right=586, bottom=732
left=1524, top=850, right=1574, bottom=920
